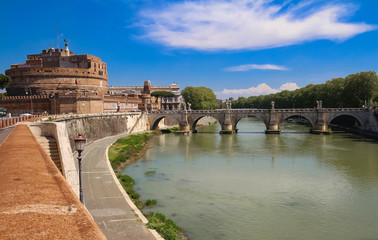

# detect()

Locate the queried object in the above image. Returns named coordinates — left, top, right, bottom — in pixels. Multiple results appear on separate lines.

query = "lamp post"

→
left=25, top=89, right=33, bottom=115
left=74, top=133, right=86, bottom=203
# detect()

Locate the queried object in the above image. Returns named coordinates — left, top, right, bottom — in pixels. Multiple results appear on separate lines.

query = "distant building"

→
left=108, top=82, right=180, bottom=96
left=0, top=44, right=183, bottom=115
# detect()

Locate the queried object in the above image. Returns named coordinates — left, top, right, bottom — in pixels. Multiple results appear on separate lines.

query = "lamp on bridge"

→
left=74, top=133, right=86, bottom=203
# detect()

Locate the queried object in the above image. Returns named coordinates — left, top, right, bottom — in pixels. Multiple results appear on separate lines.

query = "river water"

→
left=122, top=117, right=378, bottom=240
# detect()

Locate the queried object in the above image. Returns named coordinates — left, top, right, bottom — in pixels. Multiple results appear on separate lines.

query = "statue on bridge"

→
left=316, top=100, right=323, bottom=109
left=187, top=102, right=191, bottom=111
left=271, top=101, right=275, bottom=109
left=181, top=102, right=187, bottom=111
left=225, top=101, right=232, bottom=109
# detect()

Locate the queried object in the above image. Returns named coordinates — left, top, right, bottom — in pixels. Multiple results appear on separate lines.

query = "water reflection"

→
left=124, top=118, right=378, bottom=240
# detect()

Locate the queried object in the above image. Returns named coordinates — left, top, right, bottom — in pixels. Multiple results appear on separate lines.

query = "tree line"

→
left=231, top=71, right=378, bottom=109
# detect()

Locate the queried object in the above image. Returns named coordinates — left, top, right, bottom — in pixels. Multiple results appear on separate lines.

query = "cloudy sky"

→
left=1, top=0, right=377, bottom=99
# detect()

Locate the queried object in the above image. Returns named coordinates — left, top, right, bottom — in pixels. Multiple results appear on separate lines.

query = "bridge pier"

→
left=176, top=110, right=191, bottom=134
left=311, top=109, right=330, bottom=134
left=220, top=110, right=233, bottom=134
left=178, top=124, right=190, bottom=133
left=219, top=124, right=233, bottom=134
left=310, top=124, right=330, bottom=134
left=265, top=105, right=281, bottom=134
left=265, top=123, right=281, bottom=134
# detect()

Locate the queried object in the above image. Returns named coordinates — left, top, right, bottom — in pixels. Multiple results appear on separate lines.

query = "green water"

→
left=122, top=118, right=378, bottom=240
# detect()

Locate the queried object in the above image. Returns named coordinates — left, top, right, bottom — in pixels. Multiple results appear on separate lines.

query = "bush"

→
left=145, top=199, right=157, bottom=207
left=146, top=212, right=182, bottom=240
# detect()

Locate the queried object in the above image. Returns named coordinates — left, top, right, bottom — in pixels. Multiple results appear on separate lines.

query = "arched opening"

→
left=234, top=115, right=266, bottom=133
left=282, top=115, right=313, bottom=133
left=0, top=107, right=7, bottom=117
left=192, top=116, right=220, bottom=133
left=151, top=116, right=180, bottom=132
left=329, top=114, right=363, bottom=132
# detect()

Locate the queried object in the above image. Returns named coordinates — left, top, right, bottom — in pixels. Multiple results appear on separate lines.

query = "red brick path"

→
left=0, top=124, right=106, bottom=240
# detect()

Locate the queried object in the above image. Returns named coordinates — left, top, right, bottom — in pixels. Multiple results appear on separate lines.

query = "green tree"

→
left=181, top=86, right=218, bottom=110
left=0, top=74, right=11, bottom=89
left=226, top=71, right=378, bottom=109
left=343, top=71, right=378, bottom=107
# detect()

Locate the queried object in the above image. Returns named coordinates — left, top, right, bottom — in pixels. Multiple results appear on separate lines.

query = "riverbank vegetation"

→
left=108, top=132, right=153, bottom=172
left=232, top=71, right=378, bottom=108
left=109, top=133, right=186, bottom=240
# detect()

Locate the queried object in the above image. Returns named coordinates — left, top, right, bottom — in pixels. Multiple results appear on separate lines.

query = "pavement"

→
left=0, top=126, right=14, bottom=144
left=0, top=124, right=106, bottom=240
left=81, top=132, right=158, bottom=240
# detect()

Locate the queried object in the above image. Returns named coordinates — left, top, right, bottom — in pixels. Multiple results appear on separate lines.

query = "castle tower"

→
left=144, top=80, right=151, bottom=94
left=5, top=46, right=108, bottom=96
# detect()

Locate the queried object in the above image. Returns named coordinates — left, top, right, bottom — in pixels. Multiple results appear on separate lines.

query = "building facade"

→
left=1, top=44, right=183, bottom=115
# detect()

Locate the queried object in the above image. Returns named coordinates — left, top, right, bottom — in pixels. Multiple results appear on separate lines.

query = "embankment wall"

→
left=29, top=112, right=149, bottom=196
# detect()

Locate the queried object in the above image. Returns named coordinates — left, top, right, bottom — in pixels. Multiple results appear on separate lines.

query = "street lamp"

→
left=74, top=133, right=86, bottom=203
left=50, top=93, right=57, bottom=115
left=25, top=89, right=33, bottom=114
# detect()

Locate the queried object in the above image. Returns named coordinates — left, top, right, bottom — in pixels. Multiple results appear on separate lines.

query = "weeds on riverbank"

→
left=117, top=174, right=144, bottom=208
left=109, top=133, right=186, bottom=240
left=146, top=212, right=186, bottom=240
left=108, top=132, right=153, bottom=171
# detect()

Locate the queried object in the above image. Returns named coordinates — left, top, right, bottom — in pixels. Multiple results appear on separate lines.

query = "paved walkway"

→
left=0, top=124, right=105, bottom=240
left=0, top=126, right=14, bottom=144
left=81, top=132, right=158, bottom=240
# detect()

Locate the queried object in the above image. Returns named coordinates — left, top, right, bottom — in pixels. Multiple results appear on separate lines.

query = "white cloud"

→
left=216, top=82, right=299, bottom=99
left=138, top=0, right=375, bottom=51
left=279, top=82, right=299, bottom=91
left=224, top=64, right=288, bottom=72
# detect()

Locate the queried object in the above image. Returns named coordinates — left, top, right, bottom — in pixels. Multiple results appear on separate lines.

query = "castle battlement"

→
left=2, top=95, right=51, bottom=101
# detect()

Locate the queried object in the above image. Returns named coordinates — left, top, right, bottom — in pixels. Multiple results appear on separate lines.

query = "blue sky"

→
left=1, top=0, right=377, bottom=99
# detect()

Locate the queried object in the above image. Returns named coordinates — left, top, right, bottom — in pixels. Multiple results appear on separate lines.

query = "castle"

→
left=1, top=42, right=183, bottom=115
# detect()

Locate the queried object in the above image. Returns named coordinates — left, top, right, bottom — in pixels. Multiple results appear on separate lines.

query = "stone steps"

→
left=37, top=136, right=62, bottom=173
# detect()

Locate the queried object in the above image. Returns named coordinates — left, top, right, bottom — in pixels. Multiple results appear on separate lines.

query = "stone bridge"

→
left=147, top=107, right=378, bottom=134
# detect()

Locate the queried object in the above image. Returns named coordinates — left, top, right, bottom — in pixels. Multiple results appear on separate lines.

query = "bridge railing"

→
left=148, top=108, right=369, bottom=114
left=0, top=115, right=44, bottom=129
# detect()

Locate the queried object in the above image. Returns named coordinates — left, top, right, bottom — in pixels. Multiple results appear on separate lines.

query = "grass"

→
left=117, top=174, right=144, bottom=208
left=146, top=212, right=185, bottom=240
left=160, top=126, right=180, bottom=133
left=109, top=132, right=187, bottom=240
left=169, top=126, right=179, bottom=131
left=145, top=199, right=157, bottom=207
left=108, top=132, right=153, bottom=171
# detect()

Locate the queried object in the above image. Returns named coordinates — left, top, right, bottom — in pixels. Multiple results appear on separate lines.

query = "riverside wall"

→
left=53, top=112, right=149, bottom=150
left=28, top=112, right=149, bottom=196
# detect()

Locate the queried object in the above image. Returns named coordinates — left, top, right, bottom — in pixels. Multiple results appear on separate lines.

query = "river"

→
left=122, top=117, right=378, bottom=240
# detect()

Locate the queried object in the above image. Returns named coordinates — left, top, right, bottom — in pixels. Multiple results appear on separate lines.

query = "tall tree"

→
left=181, top=86, right=218, bottom=110
left=230, top=71, right=378, bottom=109
left=0, top=74, right=11, bottom=89
left=343, top=71, right=378, bottom=107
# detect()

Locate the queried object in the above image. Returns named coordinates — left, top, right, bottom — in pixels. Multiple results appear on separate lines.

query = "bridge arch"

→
left=328, top=113, right=364, bottom=128
left=234, top=114, right=267, bottom=131
left=281, top=114, right=315, bottom=129
left=191, top=115, right=222, bottom=132
left=150, top=115, right=180, bottom=130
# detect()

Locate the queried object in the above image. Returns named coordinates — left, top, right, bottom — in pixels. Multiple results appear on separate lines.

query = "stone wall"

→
left=53, top=113, right=148, bottom=150
left=28, top=112, right=149, bottom=196
left=6, top=67, right=108, bottom=96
